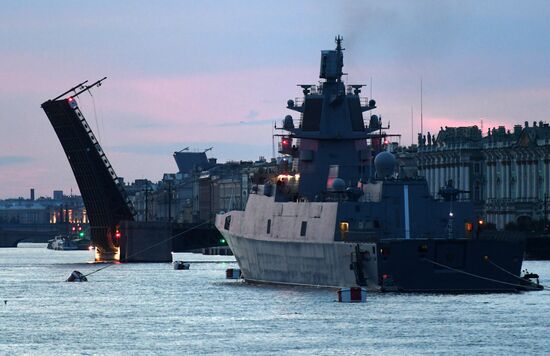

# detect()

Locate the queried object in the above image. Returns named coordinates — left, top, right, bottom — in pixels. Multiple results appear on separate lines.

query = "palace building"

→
left=409, top=121, right=550, bottom=229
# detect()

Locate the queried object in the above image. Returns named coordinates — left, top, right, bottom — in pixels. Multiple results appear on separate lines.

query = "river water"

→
left=1, top=244, right=549, bottom=355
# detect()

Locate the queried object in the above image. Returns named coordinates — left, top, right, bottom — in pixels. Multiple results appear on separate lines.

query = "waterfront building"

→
left=0, top=191, right=86, bottom=225
left=126, top=154, right=278, bottom=224
left=405, top=121, right=550, bottom=229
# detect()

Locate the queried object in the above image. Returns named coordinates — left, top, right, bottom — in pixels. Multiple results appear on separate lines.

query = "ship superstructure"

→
left=215, top=37, right=541, bottom=292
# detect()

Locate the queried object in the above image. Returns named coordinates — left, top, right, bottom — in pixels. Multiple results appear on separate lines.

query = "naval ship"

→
left=215, top=37, right=541, bottom=292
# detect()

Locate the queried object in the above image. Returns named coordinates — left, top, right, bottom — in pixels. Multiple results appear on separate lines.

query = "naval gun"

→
left=438, top=179, right=470, bottom=201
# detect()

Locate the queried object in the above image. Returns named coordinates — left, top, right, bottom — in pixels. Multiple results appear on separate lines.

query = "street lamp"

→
left=144, top=181, right=149, bottom=223
left=165, top=176, right=174, bottom=223
left=544, top=193, right=549, bottom=231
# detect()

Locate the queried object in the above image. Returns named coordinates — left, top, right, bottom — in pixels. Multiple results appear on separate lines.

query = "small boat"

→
left=173, top=261, right=190, bottom=270
left=48, top=235, right=78, bottom=250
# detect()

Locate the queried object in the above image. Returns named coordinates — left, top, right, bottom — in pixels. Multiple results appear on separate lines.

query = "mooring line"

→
left=486, top=258, right=536, bottom=283
left=422, top=257, right=540, bottom=291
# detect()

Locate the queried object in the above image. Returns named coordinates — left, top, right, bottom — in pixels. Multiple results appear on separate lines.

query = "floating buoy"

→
left=337, top=287, right=366, bottom=303
left=66, top=270, right=88, bottom=282
left=173, top=261, right=190, bottom=270
left=226, top=268, right=242, bottom=279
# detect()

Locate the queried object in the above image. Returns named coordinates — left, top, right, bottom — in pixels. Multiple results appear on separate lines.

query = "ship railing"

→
left=294, top=97, right=304, bottom=107
left=309, top=85, right=321, bottom=95
left=486, top=197, right=540, bottom=204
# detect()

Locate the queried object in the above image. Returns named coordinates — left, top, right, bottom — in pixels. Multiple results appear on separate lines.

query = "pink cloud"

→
left=101, top=67, right=311, bottom=123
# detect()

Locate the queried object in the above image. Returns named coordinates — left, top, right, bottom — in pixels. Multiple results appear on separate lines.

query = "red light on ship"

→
left=279, top=137, right=294, bottom=155
left=115, top=230, right=121, bottom=239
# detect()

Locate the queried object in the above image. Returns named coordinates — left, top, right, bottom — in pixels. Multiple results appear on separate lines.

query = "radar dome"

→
left=331, top=178, right=346, bottom=192
left=374, top=151, right=396, bottom=178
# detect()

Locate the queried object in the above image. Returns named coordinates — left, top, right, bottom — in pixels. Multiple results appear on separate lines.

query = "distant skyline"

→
left=1, top=1, right=550, bottom=198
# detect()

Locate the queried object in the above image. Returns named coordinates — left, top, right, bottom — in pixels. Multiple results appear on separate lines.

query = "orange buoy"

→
left=226, top=268, right=242, bottom=279
left=337, top=287, right=367, bottom=302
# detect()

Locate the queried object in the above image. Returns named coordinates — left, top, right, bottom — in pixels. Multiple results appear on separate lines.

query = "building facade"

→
left=127, top=157, right=278, bottom=224
left=408, top=121, right=550, bottom=229
left=0, top=191, right=86, bottom=225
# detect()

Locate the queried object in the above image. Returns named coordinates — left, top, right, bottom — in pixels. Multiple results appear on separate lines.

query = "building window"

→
left=224, top=215, right=231, bottom=230
left=267, top=219, right=271, bottom=234
left=300, top=221, right=307, bottom=236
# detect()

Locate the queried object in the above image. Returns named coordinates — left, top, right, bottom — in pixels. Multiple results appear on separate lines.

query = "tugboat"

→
left=215, top=37, right=542, bottom=292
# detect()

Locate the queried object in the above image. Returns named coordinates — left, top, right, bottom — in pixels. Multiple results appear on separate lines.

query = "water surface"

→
left=1, top=244, right=549, bottom=355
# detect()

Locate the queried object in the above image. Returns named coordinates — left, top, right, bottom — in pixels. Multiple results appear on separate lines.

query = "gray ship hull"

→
left=220, top=230, right=379, bottom=289
left=377, top=238, right=529, bottom=292
left=222, top=230, right=534, bottom=292
left=215, top=194, right=539, bottom=292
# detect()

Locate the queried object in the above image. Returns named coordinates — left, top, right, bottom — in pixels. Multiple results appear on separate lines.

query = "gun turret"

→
left=438, top=179, right=469, bottom=201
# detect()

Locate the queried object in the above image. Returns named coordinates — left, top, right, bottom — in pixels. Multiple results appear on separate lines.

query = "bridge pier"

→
left=119, top=221, right=172, bottom=262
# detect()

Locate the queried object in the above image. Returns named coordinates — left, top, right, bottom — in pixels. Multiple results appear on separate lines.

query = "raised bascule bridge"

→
left=41, top=79, right=222, bottom=262
left=41, top=79, right=137, bottom=261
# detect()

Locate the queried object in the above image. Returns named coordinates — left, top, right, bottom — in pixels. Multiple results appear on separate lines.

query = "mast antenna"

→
left=411, top=106, right=414, bottom=146
left=420, top=77, right=424, bottom=137
left=272, top=122, right=276, bottom=159
left=370, top=77, right=373, bottom=99
left=335, top=35, right=343, bottom=51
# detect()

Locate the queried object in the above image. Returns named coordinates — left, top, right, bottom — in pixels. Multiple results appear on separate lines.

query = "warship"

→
left=215, top=37, right=542, bottom=292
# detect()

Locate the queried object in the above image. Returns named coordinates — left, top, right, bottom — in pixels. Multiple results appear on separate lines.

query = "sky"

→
left=1, top=1, right=550, bottom=199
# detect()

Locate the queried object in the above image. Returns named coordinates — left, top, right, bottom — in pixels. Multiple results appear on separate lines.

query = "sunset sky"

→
left=1, top=1, right=549, bottom=198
